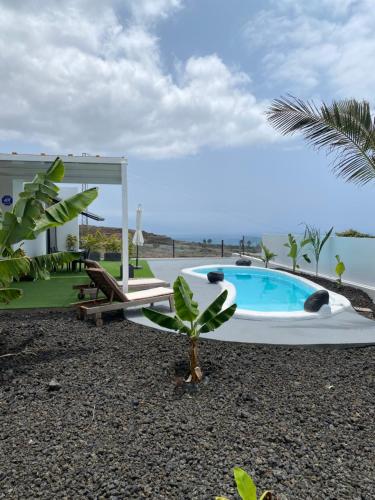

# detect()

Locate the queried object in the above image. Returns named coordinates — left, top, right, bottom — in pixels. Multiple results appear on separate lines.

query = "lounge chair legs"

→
left=95, top=313, right=103, bottom=327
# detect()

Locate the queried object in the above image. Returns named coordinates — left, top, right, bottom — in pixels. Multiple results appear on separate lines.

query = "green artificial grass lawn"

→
left=0, top=260, right=154, bottom=310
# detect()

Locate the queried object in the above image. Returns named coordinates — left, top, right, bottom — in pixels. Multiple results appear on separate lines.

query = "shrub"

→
left=260, top=242, right=277, bottom=268
left=336, top=228, right=374, bottom=238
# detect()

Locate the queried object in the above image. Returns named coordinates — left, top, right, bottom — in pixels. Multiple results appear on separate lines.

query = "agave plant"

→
left=303, top=224, right=333, bottom=276
left=216, top=467, right=273, bottom=500
left=267, top=96, right=375, bottom=185
left=143, top=276, right=237, bottom=383
left=260, top=242, right=277, bottom=268
left=284, top=233, right=311, bottom=273
left=0, top=157, right=98, bottom=303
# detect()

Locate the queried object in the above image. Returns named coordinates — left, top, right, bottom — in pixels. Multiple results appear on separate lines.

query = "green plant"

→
left=336, top=228, right=374, bottom=238
left=284, top=233, right=311, bottom=272
left=80, top=230, right=106, bottom=251
left=267, top=96, right=375, bottom=185
left=104, top=234, right=122, bottom=253
left=260, top=242, right=277, bottom=268
left=0, top=157, right=97, bottom=303
left=216, top=467, right=273, bottom=500
left=66, top=233, right=78, bottom=251
left=335, top=254, right=346, bottom=285
left=143, top=276, right=236, bottom=382
left=303, top=224, right=333, bottom=276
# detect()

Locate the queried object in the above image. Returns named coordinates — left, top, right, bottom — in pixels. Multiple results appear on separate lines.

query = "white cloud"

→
left=125, top=0, right=183, bottom=23
left=0, top=0, right=272, bottom=158
left=244, top=0, right=375, bottom=100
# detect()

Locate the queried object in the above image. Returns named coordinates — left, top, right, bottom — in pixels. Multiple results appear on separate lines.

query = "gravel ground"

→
left=1, top=310, right=375, bottom=500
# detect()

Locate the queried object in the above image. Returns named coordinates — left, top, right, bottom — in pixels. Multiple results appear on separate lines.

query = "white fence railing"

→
left=262, top=234, right=375, bottom=290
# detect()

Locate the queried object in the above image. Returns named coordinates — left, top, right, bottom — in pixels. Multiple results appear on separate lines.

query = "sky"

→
left=1, top=0, right=375, bottom=238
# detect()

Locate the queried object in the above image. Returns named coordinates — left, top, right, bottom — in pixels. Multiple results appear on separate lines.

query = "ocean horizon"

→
left=168, top=233, right=262, bottom=245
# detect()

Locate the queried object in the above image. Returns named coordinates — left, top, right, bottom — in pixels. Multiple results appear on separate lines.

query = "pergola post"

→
left=121, top=161, right=129, bottom=293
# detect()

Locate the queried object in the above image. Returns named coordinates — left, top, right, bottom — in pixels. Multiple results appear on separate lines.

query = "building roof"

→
left=0, top=153, right=127, bottom=184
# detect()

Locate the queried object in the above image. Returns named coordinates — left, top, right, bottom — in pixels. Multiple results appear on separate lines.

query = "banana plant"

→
left=216, top=467, right=273, bottom=500
left=260, top=242, right=277, bottom=268
left=284, top=233, right=311, bottom=272
left=303, top=224, right=333, bottom=276
left=335, top=254, right=346, bottom=285
left=143, top=276, right=237, bottom=383
left=0, top=157, right=98, bottom=303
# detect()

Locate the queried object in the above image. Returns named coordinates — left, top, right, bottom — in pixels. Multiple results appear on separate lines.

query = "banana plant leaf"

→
left=34, top=188, right=98, bottom=235
left=29, top=251, right=80, bottom=280
left=0, top=287, right=23, bottom=304
left=0, top=256, right=30, bottom=286
left=197, top=289, right=228, bottom=326
left=233, top=467, right=257, bottom=500
left=199, top=303, right=237, bottom=334
left=142, top=308, right=190, bottom=334
left=173, top=276, right=199, bottom=322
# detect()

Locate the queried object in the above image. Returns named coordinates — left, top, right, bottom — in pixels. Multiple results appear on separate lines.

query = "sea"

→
left=169, top=233, right=262, bottom=246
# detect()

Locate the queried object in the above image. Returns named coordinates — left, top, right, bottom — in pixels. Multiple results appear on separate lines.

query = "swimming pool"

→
left=183, top=265, right=351, bottom=320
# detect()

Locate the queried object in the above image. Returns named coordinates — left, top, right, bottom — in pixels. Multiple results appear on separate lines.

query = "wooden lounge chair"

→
left=72, top=259, right=170, bottom=298
left=74, top=267, right=174, bottom=326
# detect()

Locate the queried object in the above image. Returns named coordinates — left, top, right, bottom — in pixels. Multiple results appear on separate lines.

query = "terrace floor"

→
left=128, top=257, right=375, bottom=346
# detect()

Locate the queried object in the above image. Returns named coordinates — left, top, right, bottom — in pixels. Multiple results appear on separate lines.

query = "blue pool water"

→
left=195, top=267, right=316, bottom=312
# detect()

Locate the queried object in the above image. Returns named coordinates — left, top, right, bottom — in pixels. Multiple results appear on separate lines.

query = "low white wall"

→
left=262, top=234, right=375, bottom=290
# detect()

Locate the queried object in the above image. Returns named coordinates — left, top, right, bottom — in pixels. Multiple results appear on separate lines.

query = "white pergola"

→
left=0, top=153, right=130, bottom=292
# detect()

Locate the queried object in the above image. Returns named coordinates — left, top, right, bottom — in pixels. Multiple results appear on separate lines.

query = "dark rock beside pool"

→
left=207, top=271, right=224, bottom=283
left=236, top=258, right=252, bottom=266
left=304, top=290, right=329, bottom=312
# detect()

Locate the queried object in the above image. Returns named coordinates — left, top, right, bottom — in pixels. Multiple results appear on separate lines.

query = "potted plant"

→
left=103, top=234, right=122, bottom=261
left=66, top=233, right=78, bottom=251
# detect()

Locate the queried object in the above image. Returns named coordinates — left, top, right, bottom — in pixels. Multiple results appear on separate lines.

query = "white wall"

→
left=56, top=187, right=79, bottom=251
left=262, top=234, right=375, bottom=290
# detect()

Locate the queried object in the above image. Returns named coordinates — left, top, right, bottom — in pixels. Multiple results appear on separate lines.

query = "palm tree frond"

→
left=267, top=95, right=375, bottom=185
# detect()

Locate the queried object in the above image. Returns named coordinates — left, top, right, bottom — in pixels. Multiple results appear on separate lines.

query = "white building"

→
left=0, top=153, right=131, bottom=291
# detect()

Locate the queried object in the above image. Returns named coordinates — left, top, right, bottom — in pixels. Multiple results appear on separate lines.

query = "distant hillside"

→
left=79, top=225, right=173, bottom=245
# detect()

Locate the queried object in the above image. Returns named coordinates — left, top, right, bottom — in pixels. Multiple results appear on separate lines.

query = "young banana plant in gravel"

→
left=284, top=233, right=311, bottom=273
left=216, top=467, right=273, bottom=500
left=143, top=276, right=237, bottom=383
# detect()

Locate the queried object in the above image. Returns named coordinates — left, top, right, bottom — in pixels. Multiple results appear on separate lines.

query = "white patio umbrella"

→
left=132, top=204, right=144, bottom=267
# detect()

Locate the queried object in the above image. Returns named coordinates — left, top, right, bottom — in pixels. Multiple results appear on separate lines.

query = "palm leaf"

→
left=267, top=96, right=375, bottom=185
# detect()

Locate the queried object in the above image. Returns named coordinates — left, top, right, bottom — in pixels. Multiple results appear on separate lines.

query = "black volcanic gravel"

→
left=277, top=268, right=375, bottom=318
left=1, top=310, right=375, bottom=499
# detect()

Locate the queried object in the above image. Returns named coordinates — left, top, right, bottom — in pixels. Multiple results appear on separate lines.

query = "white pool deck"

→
left=126, top=257, right=375, bottom=346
